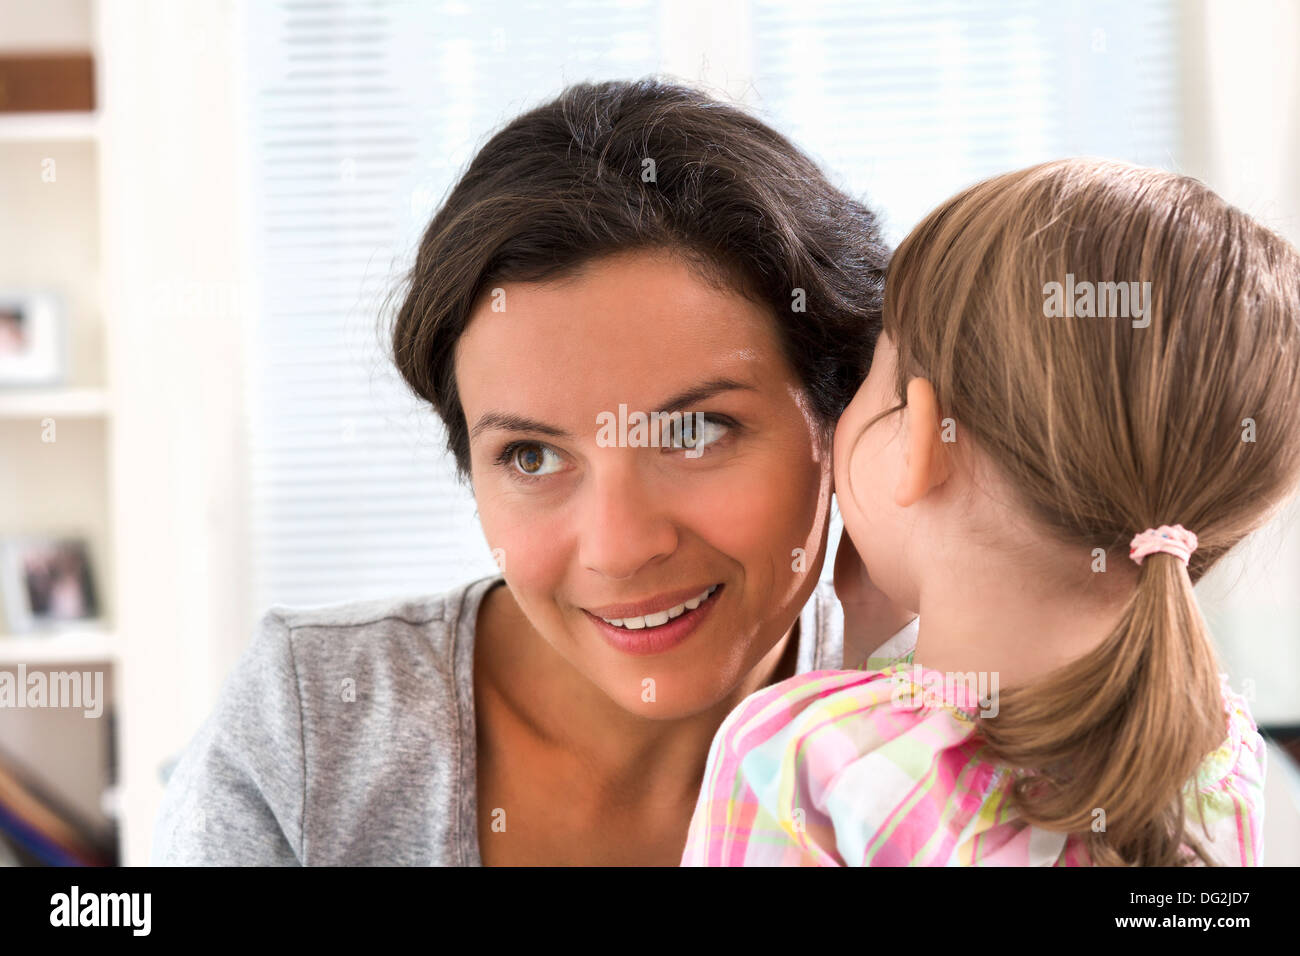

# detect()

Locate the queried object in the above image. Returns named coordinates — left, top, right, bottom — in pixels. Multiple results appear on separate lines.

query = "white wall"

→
left=1183, top=0, right=1300, bottom=729
left=95, top=0, right=251, bottom=866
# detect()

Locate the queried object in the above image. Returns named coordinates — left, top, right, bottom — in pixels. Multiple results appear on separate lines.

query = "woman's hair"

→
left=882, top=158, right=1300, bottom=865
left=388, top=78, right=890, bottom=482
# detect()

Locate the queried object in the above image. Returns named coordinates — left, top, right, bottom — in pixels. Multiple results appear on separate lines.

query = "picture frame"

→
left=0, top=290, right=66, bottom=387
left=0, top=537, right=100, bottom=635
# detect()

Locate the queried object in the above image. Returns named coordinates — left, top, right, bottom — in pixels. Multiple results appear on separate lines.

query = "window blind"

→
left=242, top=0, right=665, bottom=610
left=748, top=0, right=1181, bottom=244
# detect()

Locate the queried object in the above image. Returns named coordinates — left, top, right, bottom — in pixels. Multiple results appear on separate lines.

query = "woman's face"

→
left=455, top=249, right=834, bottom=719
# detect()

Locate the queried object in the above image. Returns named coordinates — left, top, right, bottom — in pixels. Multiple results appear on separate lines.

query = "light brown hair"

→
left=884, top=158, right=1300, bottom=865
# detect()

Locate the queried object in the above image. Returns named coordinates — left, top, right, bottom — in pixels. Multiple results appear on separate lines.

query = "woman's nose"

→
left=576, top=460, right=679, bottom=580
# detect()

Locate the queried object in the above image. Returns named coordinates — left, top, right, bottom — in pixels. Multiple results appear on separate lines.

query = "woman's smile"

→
left=582, top=583, right=725, bottom=656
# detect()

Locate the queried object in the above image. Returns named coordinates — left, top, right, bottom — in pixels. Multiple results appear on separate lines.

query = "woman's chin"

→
left=588, top=651, right=764, bottom=722
left=604, top=679, right=739, bottom=722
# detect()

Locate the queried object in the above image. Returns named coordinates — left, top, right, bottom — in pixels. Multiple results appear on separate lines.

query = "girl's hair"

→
left=883, top=158, right=1300, bottom=865
left=388, top=78, right=890, bottom=482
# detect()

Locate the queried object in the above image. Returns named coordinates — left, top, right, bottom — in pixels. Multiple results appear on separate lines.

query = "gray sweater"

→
left=151, top=573, right=918, bottom=865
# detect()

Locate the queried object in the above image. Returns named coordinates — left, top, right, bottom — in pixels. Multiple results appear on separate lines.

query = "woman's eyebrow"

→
left=468, top=377, right=759, bottom=441
left=653, top=377, right=758, bottom=416
left=469, top=412, right=571, bottom=441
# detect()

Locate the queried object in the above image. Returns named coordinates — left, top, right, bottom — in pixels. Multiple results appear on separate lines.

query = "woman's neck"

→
left=474, top=581, right=800, bottom=807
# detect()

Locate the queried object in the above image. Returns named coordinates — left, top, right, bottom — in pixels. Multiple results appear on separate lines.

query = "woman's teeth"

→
left=600, top=584, right=719, bottom=629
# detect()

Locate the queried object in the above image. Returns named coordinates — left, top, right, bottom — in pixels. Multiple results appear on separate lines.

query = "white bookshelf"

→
left=0, top=0, right=121, bottom=864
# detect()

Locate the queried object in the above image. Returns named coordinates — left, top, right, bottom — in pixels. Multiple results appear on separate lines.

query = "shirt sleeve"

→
left=150, top=610, right=305, bottom=865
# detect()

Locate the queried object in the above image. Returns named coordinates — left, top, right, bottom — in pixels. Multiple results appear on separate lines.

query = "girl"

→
left=681, top=158, right=1300, bottom=866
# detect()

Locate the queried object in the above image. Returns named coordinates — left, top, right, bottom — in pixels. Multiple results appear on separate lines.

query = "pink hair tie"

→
left=1129, top=525, right=1199, bottom=567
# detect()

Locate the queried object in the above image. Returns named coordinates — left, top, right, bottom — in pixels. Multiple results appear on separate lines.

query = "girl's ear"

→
left=894, top=377, right=953, bottom=507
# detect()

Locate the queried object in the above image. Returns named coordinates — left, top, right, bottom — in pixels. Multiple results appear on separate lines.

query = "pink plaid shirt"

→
left=681, top=657, right=1265, bottom=866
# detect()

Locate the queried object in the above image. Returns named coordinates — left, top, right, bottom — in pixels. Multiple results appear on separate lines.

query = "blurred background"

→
left=0, top=0, right=1297, bottom=867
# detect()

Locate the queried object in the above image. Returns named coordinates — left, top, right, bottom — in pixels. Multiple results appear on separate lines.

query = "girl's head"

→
left=835, top=158, right=1300, bottom=864
left=390, top=79, right=889, bottom=718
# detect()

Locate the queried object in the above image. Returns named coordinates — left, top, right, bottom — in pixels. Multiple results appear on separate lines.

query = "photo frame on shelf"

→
left=0, top=290, right=66, bottom=387
left=0, top=536, right=100, bottom=635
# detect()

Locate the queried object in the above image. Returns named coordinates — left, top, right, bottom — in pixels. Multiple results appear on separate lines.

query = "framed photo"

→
left=0, top=290, right=66, bottom=387
left=0, top=537, right=100, bottom=634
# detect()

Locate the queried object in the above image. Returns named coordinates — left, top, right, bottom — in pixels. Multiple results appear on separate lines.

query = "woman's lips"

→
left=584, top=582, right=719, bottom=621
left=583, top=584, right=724, bottom=656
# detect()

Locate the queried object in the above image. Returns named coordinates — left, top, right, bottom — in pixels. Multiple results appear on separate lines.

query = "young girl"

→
left=681, top=158, right=1300, bottom=866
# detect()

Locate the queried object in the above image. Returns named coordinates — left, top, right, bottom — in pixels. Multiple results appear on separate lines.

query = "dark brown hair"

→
left=881, top=158, right=1300, bottom=865
left=388, top=78, right=890, bottom=481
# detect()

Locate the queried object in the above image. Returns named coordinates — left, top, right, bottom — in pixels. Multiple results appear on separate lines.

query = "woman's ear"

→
left=894, top=377, right=953, bottom=507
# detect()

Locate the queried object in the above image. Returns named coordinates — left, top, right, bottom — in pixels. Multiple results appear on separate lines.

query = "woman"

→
left=152, top=78, right=916, bottom=865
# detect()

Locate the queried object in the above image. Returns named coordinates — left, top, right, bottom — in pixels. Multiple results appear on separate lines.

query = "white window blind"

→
left=242, top=0, right=665, bottom=610
left=747, top=0, right=1182, bottom=244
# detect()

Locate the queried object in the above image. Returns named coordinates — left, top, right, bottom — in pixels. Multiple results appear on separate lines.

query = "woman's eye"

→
left=663, top=414, right=730, bottom=454
left=504, top=442, right=564, bottom=477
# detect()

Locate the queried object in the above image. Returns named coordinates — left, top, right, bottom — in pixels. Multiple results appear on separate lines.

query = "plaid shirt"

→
left=681, top=658, right=1264, bottom=866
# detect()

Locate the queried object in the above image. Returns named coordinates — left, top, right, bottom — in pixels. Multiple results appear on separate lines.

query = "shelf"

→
left=0, top=387, right=110, bottom=419
left=0, top=112, right=100, bottom=143
left=0, top=630, right=118, bottom=664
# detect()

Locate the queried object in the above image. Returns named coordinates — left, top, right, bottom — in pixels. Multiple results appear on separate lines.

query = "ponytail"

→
left=977, top=551, right=1225, bottom=865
